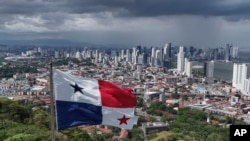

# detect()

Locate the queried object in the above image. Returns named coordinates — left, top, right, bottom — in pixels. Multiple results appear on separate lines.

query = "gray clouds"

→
left=1, top=0, right=250, bottom=47
left=1, top=0, right=250, bottom=19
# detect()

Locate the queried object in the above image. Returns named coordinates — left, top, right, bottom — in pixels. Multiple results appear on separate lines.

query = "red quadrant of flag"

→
left=98, top=80, right=136, bottom=108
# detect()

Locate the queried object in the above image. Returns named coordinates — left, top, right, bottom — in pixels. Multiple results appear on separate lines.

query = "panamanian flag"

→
left=53, top=69, right=138, bottom=130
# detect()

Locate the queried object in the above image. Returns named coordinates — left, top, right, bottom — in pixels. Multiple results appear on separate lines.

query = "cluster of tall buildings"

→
left=176, top=46, right=214, bottom=83
left=232, top=63, right=250, bottom=96
left=119, top=43, right=172, bottom=68
left=79, top=43, right=174, bottom=69
left=176, top=46, right=193, bottom=77
left=205, top=44, right=239, bottom=61
left=18, top=42, right=240, bottom=64
left=151, top=43, right=172, bottom=68
left=19, top=44, right=243, bottom=87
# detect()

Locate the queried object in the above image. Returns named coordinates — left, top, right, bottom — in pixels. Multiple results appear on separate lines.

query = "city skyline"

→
left=1, top=0, right=250, bottom=48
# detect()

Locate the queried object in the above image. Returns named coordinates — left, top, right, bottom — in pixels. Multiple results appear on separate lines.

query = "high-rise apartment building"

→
left=138, top=54, right=144, bottom=65
left=177, top=46, right=184, bottom=73
left=204, top=61, right=214, bottom=83
left=231, top=47, right=239, bottom=59
left=155, top=49, right=162, bottom=67
left=132, top=47, right=137, bottom=64
left=163, top=43, right=171, bottom=60
left=75, top=51, right=82, bottom=60
left=121, top=49, right=125, bottom=60
left=185, top=58, right=192, bottom=77
left=151, top=47, right=155, bottom=66
left=243, top=78, right=250, bottom=95
left=232, top=63, right=247, bottom=91
left=126, top=49, right=132, bottom=63
left=163, top=43, right=172, bottom=69
left=55, top=51, right=59, bottom=59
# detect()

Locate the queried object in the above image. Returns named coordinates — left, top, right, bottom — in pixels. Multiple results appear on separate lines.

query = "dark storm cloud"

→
left=1, top=0, right=250, bottom=20
left=60, top=0, right=250, bottom=20
left=1, top=0, right=250, bottom=48
left=0, top=0, right=57, bottom=15
left=39, top=12, right=74, bottom=29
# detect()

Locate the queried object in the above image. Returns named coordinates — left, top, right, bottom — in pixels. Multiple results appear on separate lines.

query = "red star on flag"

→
left=117, top=115, right=130, bottom=125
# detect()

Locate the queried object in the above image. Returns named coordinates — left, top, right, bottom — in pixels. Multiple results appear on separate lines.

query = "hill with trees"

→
left=1, top=97, right=245, bottom=141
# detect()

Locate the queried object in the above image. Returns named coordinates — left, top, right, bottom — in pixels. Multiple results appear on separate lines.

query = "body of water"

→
left=215, top=50, right=250, bottom=81
left=214, top=62, right=250, bottom=81
left=193, top=62, right=250, bottom=82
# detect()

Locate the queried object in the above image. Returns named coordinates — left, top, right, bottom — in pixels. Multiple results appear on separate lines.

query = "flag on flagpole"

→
left=53, top=69, right=138, bottom=130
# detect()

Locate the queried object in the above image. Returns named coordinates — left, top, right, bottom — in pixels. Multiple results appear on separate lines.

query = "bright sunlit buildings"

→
left=232, top=63, right=250, bottom=95
left=232, top=63, right=247, bottom=91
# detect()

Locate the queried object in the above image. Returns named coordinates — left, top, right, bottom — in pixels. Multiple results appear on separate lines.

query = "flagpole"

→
left=49, top=59, right=55, bottom=141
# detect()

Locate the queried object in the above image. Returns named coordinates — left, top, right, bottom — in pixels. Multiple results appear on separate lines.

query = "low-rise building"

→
left=142, top=122, right=168, bottom=135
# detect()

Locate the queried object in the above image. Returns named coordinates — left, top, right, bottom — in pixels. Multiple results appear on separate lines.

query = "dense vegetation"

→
left=169, top=107, right=229, bottom=141
left=0, top=57, right=39, bottom=78
left=1, top=96, right=241, bottom=141
left=147, top=102, right=177, bottom=116
left=53, top=58, right=96, bottom=67
left=0, top=97, right=50, bottom=140
left=0, top=97, right=146, bottom=141
left=148, top=105, right=244, bottom=141
left=0, top=64, right=38, bottom=78
left=0, top=57, right=96, bottom=78
left=0, top=97, right=115, bottom=141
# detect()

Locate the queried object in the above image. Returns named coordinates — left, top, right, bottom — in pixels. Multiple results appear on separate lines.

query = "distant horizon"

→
left=1, top=38, right=250, bottom=50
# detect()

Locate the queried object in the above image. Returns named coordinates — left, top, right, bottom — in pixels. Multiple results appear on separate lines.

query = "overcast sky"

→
left=1, top=0, right=250, bottom=48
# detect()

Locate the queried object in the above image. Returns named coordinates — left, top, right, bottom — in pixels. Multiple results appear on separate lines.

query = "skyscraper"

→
left=163, top=43, right=172, bottom=69
left=185, top=58, right=192, bottom=77
left=204, top=61, right=214, bottom=83
left=243, top=78, right=250, bottom=95
left=155, top=49, right=162, bottom=67
left=190, top=46, right=194, bottom=57
left=95, top=50, right=99, bottom=63
left=177, top=46, right=184, bottom=73
left=75, top=51, right=82, bottom=60
left=121, top=49, right=125, bottom=60
left=151, top=47, right=156, bottom=66
left=225, top=44, right=232, bottom=62
left=138, top=54, right=144, bottom=65
left=98, top=52, right=102, bottom=63
left=55, top=51, right=60, bottom=59
left=163, top=43, right=171, bottom=60
left=232, top=63, right=247, bottom=91
left=231, top=47, right=239, bottom=59
left=151, top=47, right=155, bottom=58
left=126, top=49, right=132, bottom=62
left=132, top=47, right=137, bottom=64
left=136, top=45, right=142, bottom=55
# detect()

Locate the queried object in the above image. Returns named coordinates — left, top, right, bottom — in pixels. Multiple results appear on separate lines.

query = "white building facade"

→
left=177, top=46, right=184, bottom=73
left=204, top=61, right=214, bottom=84
left=243, top=78, right=250, bottom=95
left=185, top=58, right=192, bottom=77
left=232, top=63, right=247, bottom=92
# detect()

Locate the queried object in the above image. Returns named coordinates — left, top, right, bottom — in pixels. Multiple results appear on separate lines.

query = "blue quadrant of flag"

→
left=56, top=101, right=102, bottom=130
